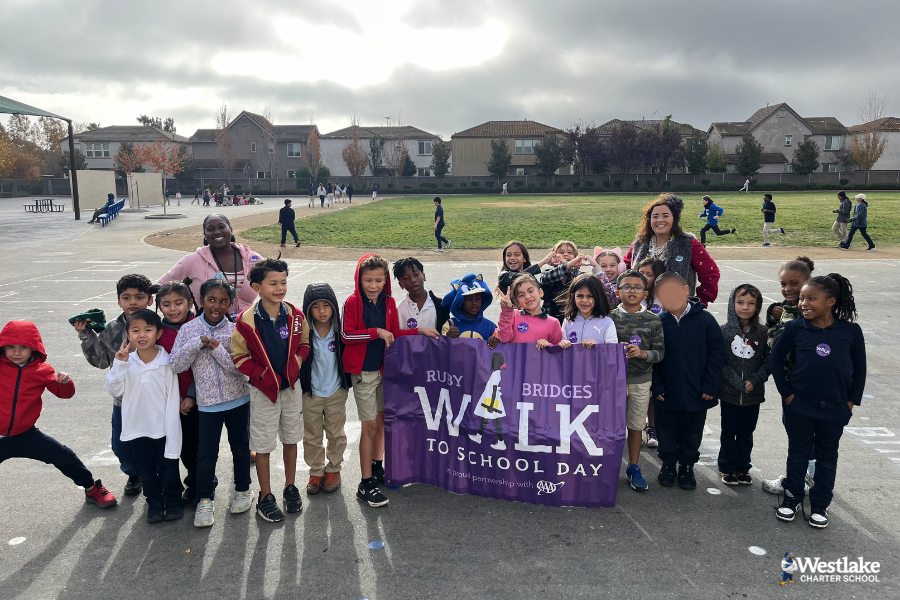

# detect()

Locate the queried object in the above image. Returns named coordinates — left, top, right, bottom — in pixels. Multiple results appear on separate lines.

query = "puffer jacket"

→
left=0, top=321, right=75, bottom=437
left=719, top=287, right=770, bottom=406
left=170, top=315, right=250, bottom=407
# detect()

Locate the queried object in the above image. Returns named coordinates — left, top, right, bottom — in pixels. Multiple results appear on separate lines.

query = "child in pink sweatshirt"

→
left=498, top=273, right=563, bottom=348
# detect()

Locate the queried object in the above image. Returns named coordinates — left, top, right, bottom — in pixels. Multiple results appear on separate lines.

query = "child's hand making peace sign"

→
left=498, top=288, right=515, bottom=309
left=114, top=338, right=133, bottom=362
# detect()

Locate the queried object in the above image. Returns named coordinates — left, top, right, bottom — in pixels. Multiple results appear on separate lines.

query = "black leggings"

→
left=700, top=224, right=732, bottom=244
left=0, top=427, right=94, bottom=488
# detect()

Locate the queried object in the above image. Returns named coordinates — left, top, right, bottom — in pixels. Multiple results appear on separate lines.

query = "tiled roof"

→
left=596, top=119, right=702, bottom=136
left=190, top=129, right=217, bottom=143
left=189, top=125, right=316, bottom=143
left=804, top=117, right=850, bottom=135
left=321, top=125, right=438, bottom=140
left=710, top=122, right=753, bottom=136
left=452, top=120, right=561, bottom=138
left=725, top=152, right=789, bottom=164
left=65, top=125, right=188, bottom=143
left=747, top=104, right=783, bottom=126
left=848, top=117, right=900, bottom=133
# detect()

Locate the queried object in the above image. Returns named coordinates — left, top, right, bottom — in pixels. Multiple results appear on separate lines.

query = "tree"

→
left=835, top=146, right=858, bottom=171
left=607, top=123, right=642, bottom=175
left=562, top=122, right=605, bottom=176
left=639, top=116, right=683, bottom=181
left=401, top=153, right=417, bottom=176
left=59, top=148, right=87, bottom=172
left=486, top=139, right=512, bottom=179
left=137, top=115, right=176, bottom=133
left=790, top=137, right=820, bottom=176
left=214, top=103, right=237, bottom=185
left=5, top=115, right=43, bottom=178
left=301, top=127, right=323, bottom=180
left=683, top=130, right=708, bottom=175
left=113, top=141, right=144, bottom=177
left=342, top=127, right=370, bottom=177
left=533, top=132, right=565, bottom=177
left=706, top=142, right=727, bottom=173
left=137, top=141, right=188, bottom=188
left=734, top=133, right=764, bottom=176
left=383, top=135, right=409, bottom=177
left=0, top=131, right=14, bottom=178
left=253, top=107, right=278, bottom=180
left=851, top=92, right=889, bottom=183
left=430, top=138, right=451, bottom=178
left=369, top=136, right=385, bottom=175
left=174, top=145, right=194, bottom=184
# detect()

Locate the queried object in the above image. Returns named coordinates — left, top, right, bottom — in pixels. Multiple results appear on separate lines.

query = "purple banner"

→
left=384, top=336, right=628, bottom=508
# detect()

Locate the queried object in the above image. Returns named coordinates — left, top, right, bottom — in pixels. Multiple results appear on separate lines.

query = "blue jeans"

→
left=197, top=403, right=251, bottom=501
left=111, top=405, right=139, bottom=477
left=842, top=226, right=874, bottom=249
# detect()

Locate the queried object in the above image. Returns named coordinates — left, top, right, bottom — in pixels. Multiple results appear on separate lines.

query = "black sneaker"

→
left=372, top=461, right=386, bottom=485
left=677, top=464, right=696, bottom=490
left=809, top=504, right=829, bottom=528
left=124, top=476, right=142, bottom=496
left=736, top=473, right=752, bottom=485
left=721, top=473, right=739, bottom=486
left=147, top=505, right=165, bottom=523
left=256, top=493, right=285, bottom=522
left=164, top=503, right=184, bottom=521
left=283, top=484, right=303, bottom=514
left=182, top=486, right=197, bottom=505
left=658, top=463, right=677, bottom=487
left=776, top=491, right=804, bottom=522
left=357, top=478, right=389, bottom=507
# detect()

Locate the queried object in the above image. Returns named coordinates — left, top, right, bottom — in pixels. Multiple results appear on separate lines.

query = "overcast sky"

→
left=1, top=0, right=896, bottom=139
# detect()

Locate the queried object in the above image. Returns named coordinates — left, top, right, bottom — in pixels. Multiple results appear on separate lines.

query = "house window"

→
left=822, top=164, right=838, bottom=173
left=515, top=167, right=525, bottom=175
left=250, top=143, right=257, bottom=153
left=417, top=168, right=431, bottom=177
left=287, top=170, right=299, bottom=178
left=417, top=140, right=432, bottom=155
left=786, top=165, right=794, bottom=173
left=85, top=143, right=109, bottom=158
left=242, top=118, right=248, bottom=125
left=287, top=143, right=302, bottom=157
left=256, top=170, right=265, bottom=178
left=778, top=109, right=786, bottom=118
left=785, top=135, right=792, bottom=146
left=824, top=136, right=841, bottom=151
left=267, top=141, right=274, bottom=154
left=515, top=140, right=535, bottom=154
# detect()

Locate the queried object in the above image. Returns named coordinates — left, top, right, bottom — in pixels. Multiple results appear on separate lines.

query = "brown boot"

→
left=306, top=475, right=323, bottom=495
left=323, top=472, right=341, bottom=493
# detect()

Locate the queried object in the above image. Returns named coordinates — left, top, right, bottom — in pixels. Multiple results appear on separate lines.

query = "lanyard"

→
left=211, top=246, right=242, bottom=319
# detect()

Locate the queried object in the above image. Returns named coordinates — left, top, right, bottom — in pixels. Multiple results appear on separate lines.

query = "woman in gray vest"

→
left=624, top=194, right=721, bottom=305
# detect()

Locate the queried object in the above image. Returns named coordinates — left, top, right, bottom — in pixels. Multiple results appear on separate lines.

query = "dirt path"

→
left=143, top=199, right=900, bottom=262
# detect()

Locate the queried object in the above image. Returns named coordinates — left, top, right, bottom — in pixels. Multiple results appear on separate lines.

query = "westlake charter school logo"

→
left=780, top=553, right=881, bottom=584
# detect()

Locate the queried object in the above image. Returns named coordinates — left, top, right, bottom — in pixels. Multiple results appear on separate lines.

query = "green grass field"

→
left=243, top=192, right=896, bottom=249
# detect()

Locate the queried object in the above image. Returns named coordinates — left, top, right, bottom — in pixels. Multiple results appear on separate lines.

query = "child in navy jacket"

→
left=772, top=273, right=865, bottom=529
left=651, top=272, right=727, bottom=490
left=698, top=195, right=736, bottom=245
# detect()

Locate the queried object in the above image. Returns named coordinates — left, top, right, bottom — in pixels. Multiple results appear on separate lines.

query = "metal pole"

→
left=66, top=120, right=81, bottom=220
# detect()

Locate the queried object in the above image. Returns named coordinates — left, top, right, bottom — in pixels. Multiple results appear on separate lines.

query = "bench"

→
left=23, top=198, right=65, bottom=213
left=98, top=200, right=126, bottom=227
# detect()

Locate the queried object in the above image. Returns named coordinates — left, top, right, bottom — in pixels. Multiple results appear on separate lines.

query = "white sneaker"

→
left=468, top=433, right=482, bottom=444
left=434, top=248, right=443, bottom=253
left=490, top=440, right=507, bottom=451
left=231, top=490, right=253, bottom=514
left=194, top=498, right=215, bottom=527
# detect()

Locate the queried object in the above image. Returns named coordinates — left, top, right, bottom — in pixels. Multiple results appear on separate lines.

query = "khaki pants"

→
left=762, top=222, right=773, bottom=244
left=302, top=388, right=349, bottom=475
left=832, top=221, right=848, bottom=243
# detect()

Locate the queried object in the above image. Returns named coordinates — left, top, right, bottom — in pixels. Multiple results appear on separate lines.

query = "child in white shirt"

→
left=106, top=309, right=183, bottom=523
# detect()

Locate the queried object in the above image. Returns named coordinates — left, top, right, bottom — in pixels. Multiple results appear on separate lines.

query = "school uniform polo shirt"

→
left=254, top=302, right=291, bottom=389
left=397, top=293, right=436, bottom=330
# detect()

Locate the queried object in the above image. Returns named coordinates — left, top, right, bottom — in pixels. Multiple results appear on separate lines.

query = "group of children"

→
left=309, top=184, right=353, bottom=208
left=0, top=239, right=865, bottom=530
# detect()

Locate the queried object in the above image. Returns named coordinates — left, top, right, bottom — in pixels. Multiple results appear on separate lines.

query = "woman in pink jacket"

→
left=158, top=214, right=264, bottom=320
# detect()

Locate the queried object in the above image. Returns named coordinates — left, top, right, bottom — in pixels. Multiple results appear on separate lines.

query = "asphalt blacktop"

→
left=0, top=196, right=898, bottom=599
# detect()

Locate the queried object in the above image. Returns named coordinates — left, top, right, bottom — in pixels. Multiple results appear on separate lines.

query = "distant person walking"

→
left=326, top=183, right=334, bottom=207
left=501, top=181, right=509, bottom=195
left=840, top=194, right=875, bottom=251
left=831, top=191, right=851, bottom=246
left=761, top=193, right=786, bottom=246
left=192, top=190, right=201, bottom=205
left=308, top=184, right=315, bottom=208
left=347, top=183, right=353, bottom=203
left=698, top=195, right=737, bottom=246
left=317, top=184, right=326, bottom=208
left=203, top=189, right=210, bottom=206
left=278, top=199, right=301, bottom=248
left=433, top=197, right=451, bottom=253
left=372, top=184, right=378, bottom=199
left=739, top=179, right=750, bottom=193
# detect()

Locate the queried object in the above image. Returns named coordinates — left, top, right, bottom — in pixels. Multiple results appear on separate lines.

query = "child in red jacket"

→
left=0, top=321, right=117, bottom=508
left=342, top=254, right=438, bottom=508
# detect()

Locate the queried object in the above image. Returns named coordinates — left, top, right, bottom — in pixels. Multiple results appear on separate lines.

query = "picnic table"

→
left=23, top=198, right=65, bottom=213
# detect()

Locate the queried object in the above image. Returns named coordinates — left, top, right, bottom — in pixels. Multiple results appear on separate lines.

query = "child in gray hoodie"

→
left=717, top=283, right=770, bottom=486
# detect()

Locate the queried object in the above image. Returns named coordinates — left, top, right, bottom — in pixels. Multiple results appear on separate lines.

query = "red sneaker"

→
left=306, top=475, right=323, bottom=495
left=323, top=472, right=341, bottom=493
left=85, top=480, right=118, bottom=508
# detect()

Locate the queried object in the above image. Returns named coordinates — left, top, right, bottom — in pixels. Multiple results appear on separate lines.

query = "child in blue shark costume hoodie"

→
left=440, top=273, right=499, bottom=345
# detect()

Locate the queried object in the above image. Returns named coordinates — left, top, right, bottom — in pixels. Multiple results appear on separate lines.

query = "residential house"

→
left=595, top=118, right=704, bottom=173
left=59, top=125, right=189, bottom=172
left=708, top=103, right=851, bottom=173
left=450, top=120, right=571, bottom=176
left=189, top=111, right=316, bottom=180
left=320, top=125, right=442, bottom=177
left=847, top=117, right=900, bottom=170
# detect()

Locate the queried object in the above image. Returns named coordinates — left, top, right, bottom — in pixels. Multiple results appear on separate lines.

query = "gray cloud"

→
left=1, top=0, right=896, bottom=138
